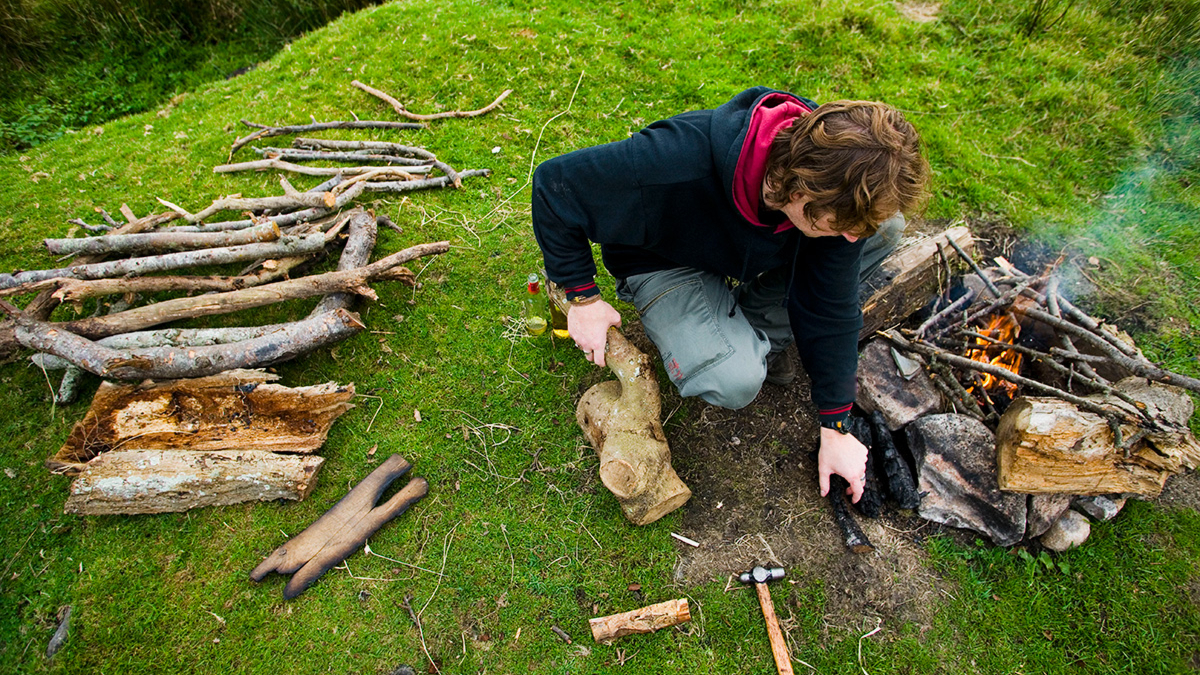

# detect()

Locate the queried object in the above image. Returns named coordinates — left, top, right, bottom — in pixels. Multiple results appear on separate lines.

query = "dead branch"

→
left=0, top=234, right=328, bottom=291
left=175, top=178, right=366, bottom=223
left=364, top=169, right=491, bottom=193
left=351, top=80, right=512, bottom=122
left=915, top=288, right=976, bottom=336
left=33, top=323, right=297, bottom=370
left=253, top=147, right=434, bottom=166
left=45, top=222, right=281, bottom=257
left=309, top=211, right=378, bottom=317
left=1019, top=306, right=1200, bottom=393
left=55, top=240, right=449, bottom=339
left=213, top=158, right=431, bottom=177
left=15, top=308, right=366, bottom=380
left=293, top=138, right=437, bottom=160
left=945, top=234, right=1000, bottom=297
left=230, top=119, right=426, bottom=156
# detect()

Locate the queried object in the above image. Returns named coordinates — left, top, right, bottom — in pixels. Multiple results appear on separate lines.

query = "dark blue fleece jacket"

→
left=531, top=86, right=861, bottom=419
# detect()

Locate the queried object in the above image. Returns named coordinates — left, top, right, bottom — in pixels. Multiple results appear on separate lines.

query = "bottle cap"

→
left=527, top=273, right=540, bottom=293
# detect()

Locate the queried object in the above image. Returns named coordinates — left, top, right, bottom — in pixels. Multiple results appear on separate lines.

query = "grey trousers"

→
left=614, top=213, right=905, bottom=409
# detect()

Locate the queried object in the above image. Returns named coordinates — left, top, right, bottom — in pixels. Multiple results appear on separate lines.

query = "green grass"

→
left=1, top=0, right=1198, bottom=672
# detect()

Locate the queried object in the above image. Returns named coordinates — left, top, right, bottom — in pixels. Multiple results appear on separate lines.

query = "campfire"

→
left=848, top=229, right=1200, bottom=550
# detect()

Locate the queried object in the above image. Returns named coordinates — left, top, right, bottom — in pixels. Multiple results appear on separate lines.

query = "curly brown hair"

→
left=762, top=100, right=929, bottom=238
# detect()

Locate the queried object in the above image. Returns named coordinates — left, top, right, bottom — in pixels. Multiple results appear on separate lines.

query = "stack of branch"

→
left=1, top=198, right=448, bottom=399
left=879, top=237, right=1200, bottom=496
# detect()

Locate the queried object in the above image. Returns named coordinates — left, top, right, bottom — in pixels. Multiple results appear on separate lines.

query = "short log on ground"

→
left=996, top=384, right=1200, bottom=497
left=63, top=449, right=325, bottom=515
left=589, top=599, right=691, bottom=644
left=859, top=226, right=973, bottom=339
left=48, top=370, right=354, bottom=474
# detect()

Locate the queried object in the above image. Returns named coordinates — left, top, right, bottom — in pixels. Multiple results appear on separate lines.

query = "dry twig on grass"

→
left=351, top=80, right=512, bottom=121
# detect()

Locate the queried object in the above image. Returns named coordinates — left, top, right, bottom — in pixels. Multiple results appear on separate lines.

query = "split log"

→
left=20, top=308, right=366, bottom=382
left=589, top=599, right=691, bottom=644
left=230, top=119, right=426, bottom=156
left=547, top=284, right=691, bottom=525
left=351, top=80, right=512, bottom=122
left=997, top=387, right=1200, bottom=497
left=859, top=226, right=973, bottom=339
left=44, top=222, right=281, bottom=257
left=46, top=240, right=446, bottom=340
left=63, top=449, right=325, bottom=515
left=0, top=233, right=328, bottom=291
left=48, top=370, right=354, bottom=474
left=250, top=454, right=429, bottom=599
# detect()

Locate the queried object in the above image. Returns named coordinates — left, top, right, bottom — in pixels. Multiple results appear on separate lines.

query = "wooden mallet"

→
left=739, top=565, right=793, bottom=675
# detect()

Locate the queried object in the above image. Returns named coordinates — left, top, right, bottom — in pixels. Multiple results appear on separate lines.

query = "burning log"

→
left=63, top=449, right=325, bottom=515
left=859, top=226, right=974, bottom=339
left=47, top=370, right=355, bottom=474
left=547, top=283, right=691, bottom=525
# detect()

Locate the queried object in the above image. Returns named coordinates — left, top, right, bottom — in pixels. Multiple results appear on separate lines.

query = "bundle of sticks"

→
left=880, top=236, right=1200, bottom=441
left=1, top=80, right=510, bottom=402
left=1, top=193, right=447, bottom=402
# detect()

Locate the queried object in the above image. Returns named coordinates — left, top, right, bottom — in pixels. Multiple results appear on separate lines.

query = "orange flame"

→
left=965, top=313, right=1023, bottom=397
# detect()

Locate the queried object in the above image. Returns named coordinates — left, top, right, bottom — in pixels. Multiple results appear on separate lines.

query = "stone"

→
left=1026, top=493, right=1072, bottom=539
left=907, top=414, right=1027, bottom=547
left=856, top=339, right=943, bottom=430
left=1040, top=509, right=1091, bottom=551
left=1072, top=495, right=1126, bottom=522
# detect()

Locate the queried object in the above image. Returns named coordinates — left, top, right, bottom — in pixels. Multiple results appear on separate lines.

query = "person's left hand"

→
left=817, top=427, right=868, bottom=503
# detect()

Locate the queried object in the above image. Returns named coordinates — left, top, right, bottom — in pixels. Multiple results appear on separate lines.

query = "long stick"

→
left=293, top=138, right=437, bottom=160
left=45, top=222, right=281, bottom=257
left=364, top=170, right=491, bottom=193
left=213, top=158, right=432, bottom=176
left=352, top=80, right=513, bottom=121
left=0, top=234, right=328, bottom=291
left=230, top=119, right=426, bottom=156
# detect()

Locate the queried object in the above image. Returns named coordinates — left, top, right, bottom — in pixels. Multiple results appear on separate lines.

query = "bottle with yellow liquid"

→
left=522, top=273, right=548, bottom=335
left=549, top=296, right=569, bottom=339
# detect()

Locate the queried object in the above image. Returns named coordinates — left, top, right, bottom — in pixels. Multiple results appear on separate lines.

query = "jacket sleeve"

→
left=531, top=114, right=716, bottom=297
left=787, top=237, right=863, bottom=423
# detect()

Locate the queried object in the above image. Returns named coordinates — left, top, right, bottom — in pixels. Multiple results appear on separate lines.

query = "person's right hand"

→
left=567, top=299, right=622, bottom=367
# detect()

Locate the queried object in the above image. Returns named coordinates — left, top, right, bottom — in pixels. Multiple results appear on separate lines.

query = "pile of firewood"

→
left=0, top=80, right=508, bottom=402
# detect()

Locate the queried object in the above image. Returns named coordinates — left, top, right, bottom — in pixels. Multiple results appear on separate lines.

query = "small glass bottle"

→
left=522, top=273, right=548, bottom=335
left=549, top=296, right=569, bottom=339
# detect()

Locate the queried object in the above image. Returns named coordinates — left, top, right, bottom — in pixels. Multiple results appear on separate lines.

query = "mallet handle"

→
left=755, top=582, right=794, bottom=675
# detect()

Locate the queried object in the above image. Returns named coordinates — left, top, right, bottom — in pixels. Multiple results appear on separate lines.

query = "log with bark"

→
left=63, top=449, right=325, bottom=515
left=589, top=599, right=691, bottom=644
left=43, top=221, right=281, bottom=257
left=997, top=381, right=1200, bottom=497
left=230, top=119, right=426, bottom=156
left=250, top=454, right=429, bottom=599
left=859, top=226, right=973, bottom=339
left=547, top=283, right=691, bottom=525
left=48, top=370, right=355, bottom=473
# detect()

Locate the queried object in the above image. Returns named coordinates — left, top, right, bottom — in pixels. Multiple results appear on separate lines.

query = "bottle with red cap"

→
left=522, top=273, right=548, bottom=336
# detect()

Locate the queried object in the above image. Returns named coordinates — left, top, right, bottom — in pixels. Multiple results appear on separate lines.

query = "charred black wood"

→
left=847, top=415, right=883, bottom=519
left=828, top=476, right=874, bottom=554
left=870, top=410, right=921, bottom=510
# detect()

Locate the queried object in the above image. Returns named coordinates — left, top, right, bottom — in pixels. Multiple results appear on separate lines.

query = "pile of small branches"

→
left=1, top=81, right=511, bottom=401
left=880, top=236, right=1200, bottom=442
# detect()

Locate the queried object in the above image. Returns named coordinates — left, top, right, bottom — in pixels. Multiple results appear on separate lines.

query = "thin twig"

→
left=352, top=80, right=512, bottom=121
left=945, top=235, right=1000, bottom=297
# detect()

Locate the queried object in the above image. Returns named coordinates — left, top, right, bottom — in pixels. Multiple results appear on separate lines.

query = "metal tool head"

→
left=738, top=566, right=785, bottom=585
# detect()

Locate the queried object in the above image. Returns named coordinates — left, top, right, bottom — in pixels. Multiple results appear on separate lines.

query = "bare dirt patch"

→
left=894, top=2, right=941, bottom=23
left=613, top=323, right=952, bottom=635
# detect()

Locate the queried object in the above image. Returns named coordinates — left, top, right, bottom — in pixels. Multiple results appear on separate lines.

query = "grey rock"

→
left=856, top=339, right=943, bottom=430
left=907, top=414, right=1027, bottom=546
left=1026, top=493, right=1072, bottom=539
left=1041, top=509, right=1091, bottom=551
left=1072, top=495, right=1126, bottom=522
